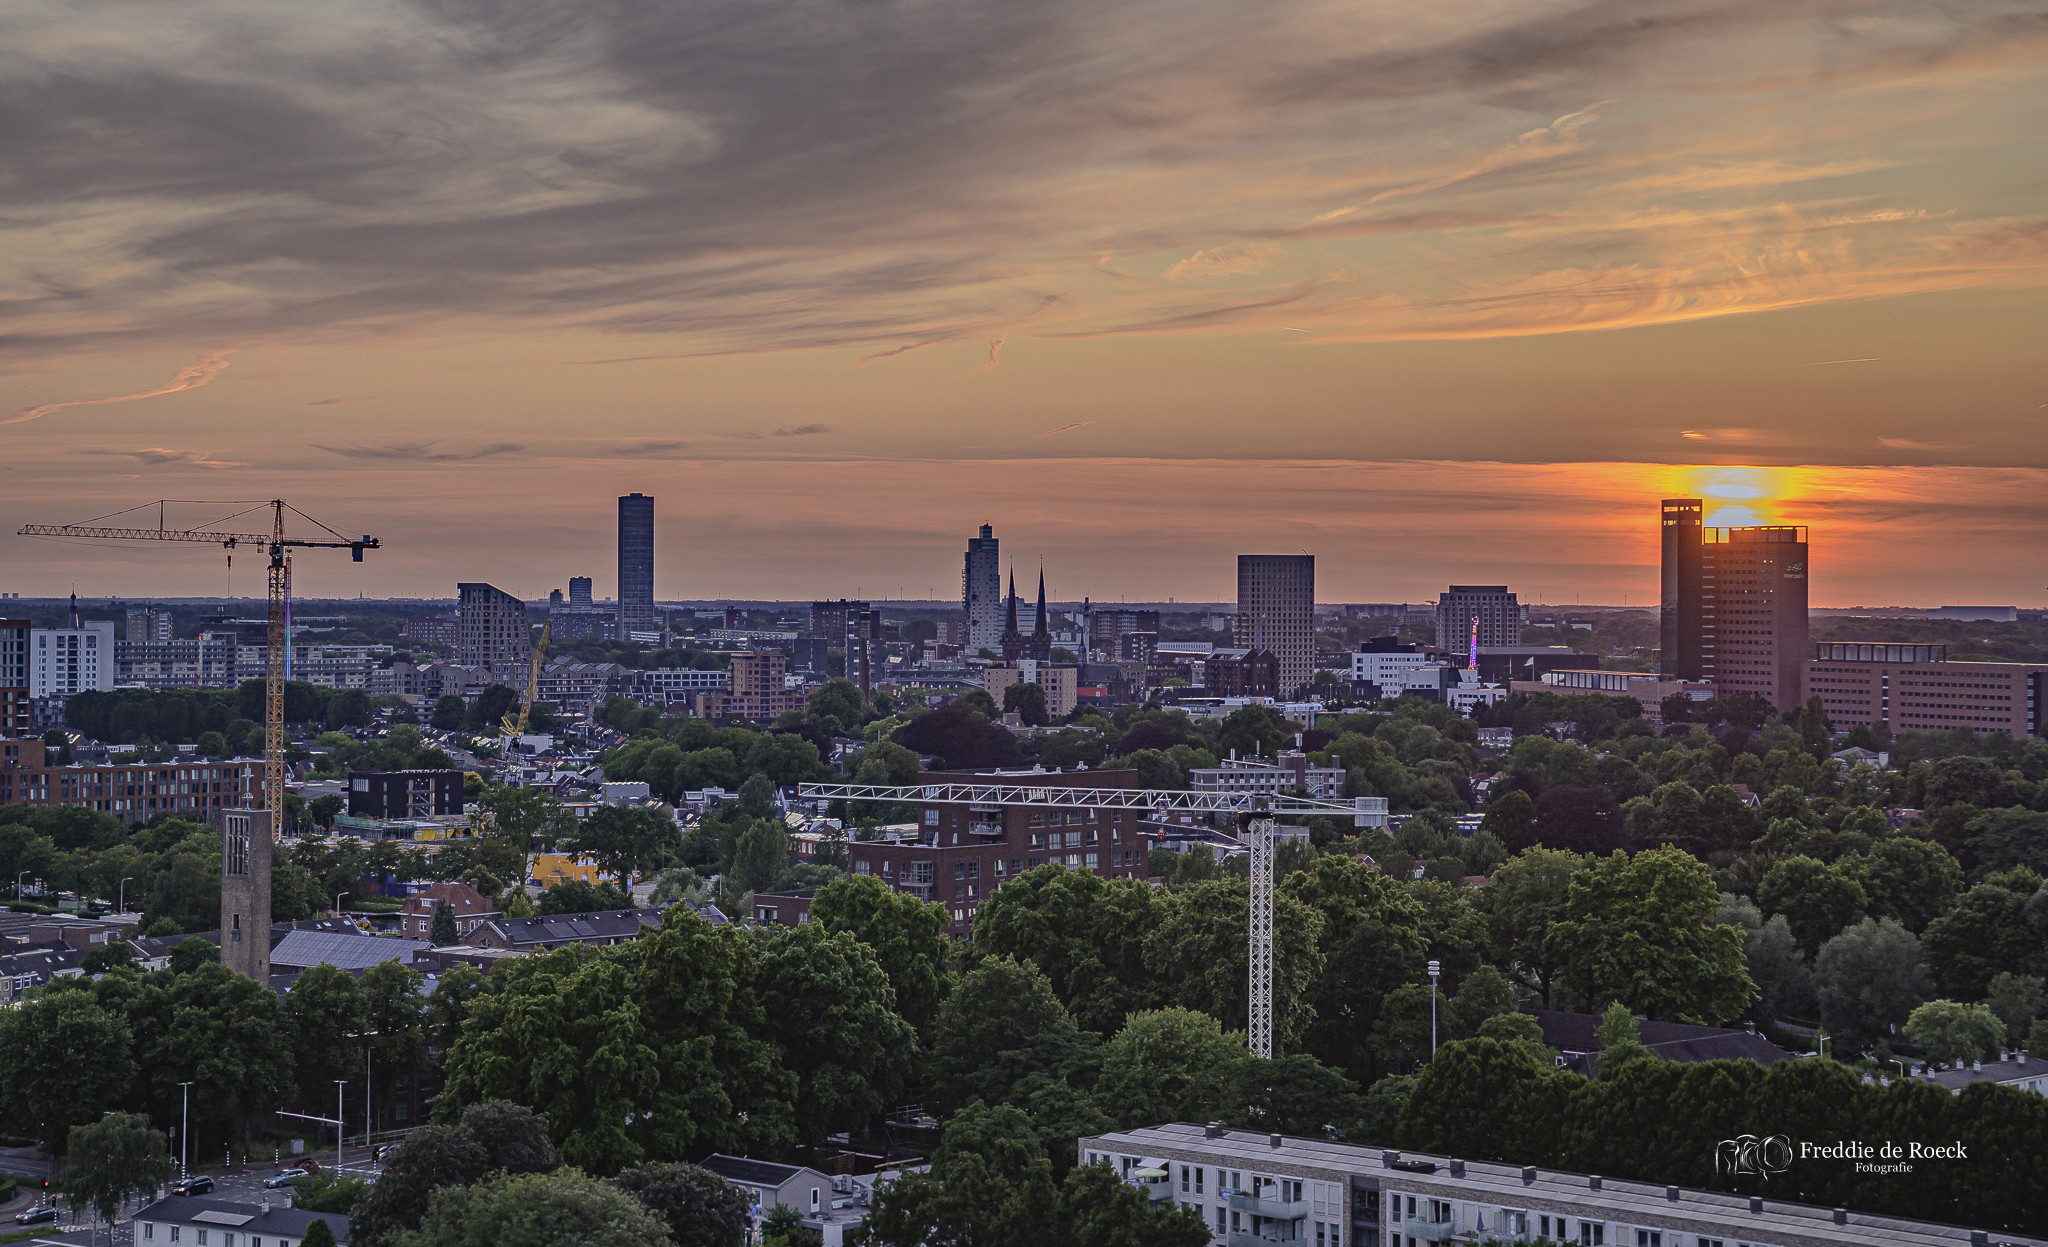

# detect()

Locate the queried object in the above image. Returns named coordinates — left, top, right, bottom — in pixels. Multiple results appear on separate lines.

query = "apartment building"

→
left=30, top=621, right=115, bottom=698
left=1804, top=643, right=2047, bottom=739
left=0, top=739, right=259, bottom=824
left=693, top=651, right=805, bottom=723
left=1, top=618, right=27, bottom=737
left=1236, top=555, right=1316, bottom=696
left=1083, top=1122, right=2035, bottom=1247
left=1190, top=750, right=1346, bottom=800
left=846, top=768, right=1152, bottom=937
left=983, top=660, right=1079, bottom=719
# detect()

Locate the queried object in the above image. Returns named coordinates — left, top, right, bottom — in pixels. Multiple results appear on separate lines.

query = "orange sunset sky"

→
left=3, top=0, right=2044, bottom=605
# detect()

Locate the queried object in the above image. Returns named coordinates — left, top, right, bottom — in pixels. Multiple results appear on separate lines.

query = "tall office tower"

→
left=1435, top=586, right=1520, bottom=654
left=569, top=576, right=593, bottom=605
left=1234, top=555, right=1316, bottom=696
left=219, top=806, right=274, bottom=982
left=1660, top=499, right=1810, bottom=709
left=618, top=493, right=656, bottom=632
left=963, top=524, right=1002, bottom=652
left=456, top=582, right=533, bottom=689
left=1660, top=498, right=1710, bottom=681
left=1707, top=525, right=1810, bottom=710
left=812, top=599, right=870, bottom=649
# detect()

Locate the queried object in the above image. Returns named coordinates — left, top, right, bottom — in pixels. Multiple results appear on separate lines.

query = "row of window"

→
left=141, top=1224, right=319, bottom=1247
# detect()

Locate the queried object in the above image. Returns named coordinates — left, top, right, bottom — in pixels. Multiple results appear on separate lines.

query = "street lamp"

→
left=1428, top=960, right=1441, bottom=1058
left=335, top=1081, right=349, bottom=1172
left=334, top=892, right=349, bottom=917
left=176, top=1082, right=194, bottom=1177
left=119, top=877, right=134, bottom=915
left=15, top=870, right=27, bottom=900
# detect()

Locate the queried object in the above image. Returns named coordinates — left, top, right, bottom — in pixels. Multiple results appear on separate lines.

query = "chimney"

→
left=1520, top=1167, right=1536, bottom=1183
left=1204, top=1122, right=1225, bottom=1139
left=1382, top=1152, right=1399, bottom=1169
left=1832, top=1209, right=1848, bottom=1225
left=1973, top=1059, right=1983, bottom=1072
left=1448, top=1159, right=1465, bottom=1177
left=1269, top=1134, right=1282, bottom=1149
left=1744, top=1021, right=1756, bottom=1035
left=1749, top=1197, right=1764, bottom=1213
left=1588, top=1175, right=1601, bottom=1191
left=1665, top=1186, right=1679, bottom=1202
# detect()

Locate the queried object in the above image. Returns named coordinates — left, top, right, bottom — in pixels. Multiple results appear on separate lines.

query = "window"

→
left=198, top=1233, right=208, bottom=1247
left=881, top=859, right=893, bottom=877
left=811, top=1188, right=820, bottom=1210
left=1698, top=1240, right=1725, bottom=1247
left=1181, top=1165, right=1189, bottom=1193
left=994, top=859, right=1007, bottom=877
left=1029, top=833, right=1045, bottom=849
left=965, top=861, right=978, bottom=880
left=1194, top=1168, right=1204, bottom=1194
left=1215, top=1209, right=1226, bottom=1233
left=1579, top=1223, right=1604, bottom=1246
left=1030, top=811, right=1045, bottom=827
left=171, top=1229, right=180, bottom=1243
left=144, top=1227, right=154, bottom=1241
left=1085, top=828, right=1098, bottom=845
left=955, top=862, right=967, bottom=880
left=924, top=809, right=939, bottom=825
left=1636, top=1233, right=1662, bottom=1247
left=1085, top=853, right=1099, bottom=871
left=855, top=860, right=871, bottom=875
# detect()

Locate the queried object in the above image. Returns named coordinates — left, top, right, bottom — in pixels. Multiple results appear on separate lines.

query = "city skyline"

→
left=3, top=0, right=2044, bottom=609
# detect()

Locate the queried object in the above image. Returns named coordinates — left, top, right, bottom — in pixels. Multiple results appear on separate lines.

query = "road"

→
left=8, top=1156, right=383, bottom=1247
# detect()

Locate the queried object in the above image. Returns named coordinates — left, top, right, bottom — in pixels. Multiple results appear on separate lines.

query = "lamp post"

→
left=1428, top=960, right=1441, bottom=1058
left=15, top=870, right=27, bottom=900
left=177, top=1082, right=194, bottom=1177
left=119, top=877, right=134, bottom=915
left=335, top=1081, right=349, bottom=1172
left=334, top=892, right=348, bottom=918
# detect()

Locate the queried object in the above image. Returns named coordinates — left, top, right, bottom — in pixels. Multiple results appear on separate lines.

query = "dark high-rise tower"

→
left=1234, top=554, right=1315, bottom=695
left=964, top=524, right=1002, bottom=652
left=1660, top=498, right=1708, bottom=681
left=618, top=493, right=655, bottom=632
left=1661, top=498, right=1810, bottom=709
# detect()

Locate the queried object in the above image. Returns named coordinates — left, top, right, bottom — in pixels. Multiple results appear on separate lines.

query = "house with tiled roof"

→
left=397, top=881, right=500, bottom=940
left=135, top=1194, right=347, bottom=1247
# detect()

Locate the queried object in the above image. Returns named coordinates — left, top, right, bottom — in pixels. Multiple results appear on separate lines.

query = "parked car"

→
left=15, top=1205, right=60, bottom=1226
left=171, top=1176, right=214, bottom=1196
left=263, top=1168, right=310, bottom=1189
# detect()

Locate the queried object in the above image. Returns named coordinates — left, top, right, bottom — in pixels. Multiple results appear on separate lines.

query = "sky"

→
left=2, top=0, right=2044, bottom=605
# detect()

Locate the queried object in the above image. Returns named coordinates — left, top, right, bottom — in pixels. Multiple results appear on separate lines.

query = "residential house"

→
left=398, top=881, right=501, bottom=941
left=135, top=1196, right=347, bottom=1247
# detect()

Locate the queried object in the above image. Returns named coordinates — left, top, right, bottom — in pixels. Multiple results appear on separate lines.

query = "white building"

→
left=31, top=622, right=115, bottom=697
left=1351, top=648, right=1453, bottom=691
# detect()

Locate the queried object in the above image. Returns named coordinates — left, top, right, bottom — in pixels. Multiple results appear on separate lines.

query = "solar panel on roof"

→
left=270, top=930, right=429, bottom=971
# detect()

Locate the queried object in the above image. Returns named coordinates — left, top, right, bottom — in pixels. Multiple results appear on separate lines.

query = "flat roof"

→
left=1085, top=1123, right=2040, bottom=1247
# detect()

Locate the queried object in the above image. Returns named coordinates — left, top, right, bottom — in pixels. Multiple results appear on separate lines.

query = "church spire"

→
left=1004, top=570, right=1019, bottom=637
left=1034, top=568, right=1047, bottom=636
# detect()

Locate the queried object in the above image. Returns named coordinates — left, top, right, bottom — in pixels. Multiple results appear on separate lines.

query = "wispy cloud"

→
left=998, top=421, right=1095, bottom=450
left=6, top=351, right=233, bottom=426
left=313, top=442, right=524, bottom=462
left=1877, top=437, right=1972, bottom=451
left=1368, top=102, right=1617, bottom=205
left=308, top=396, right=380, bottom=407
left=951, top=339, right=1005, bottom=380
left=773, top=425, right=831, bottom=437
left=80, top=446, right=247, bottom=469
left=1165, top=243, right=1276, bottom=282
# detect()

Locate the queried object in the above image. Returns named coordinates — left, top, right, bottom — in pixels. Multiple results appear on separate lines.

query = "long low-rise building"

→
left=1083, top=1122, right=2039, bottom=1247
left=135, top=1195, right=347, bottom=1247
left=1804, top=643, right=2047, bottom=739
left=0, top=739, right=259, bottom=824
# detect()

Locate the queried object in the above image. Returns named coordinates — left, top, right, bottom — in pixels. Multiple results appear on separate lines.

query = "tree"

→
left=63, top=1113, right=173, bottom=1230
left=1144, top=878, right=1324, bottom=1051
left=1477, top=789, right=1537, bottom=853
left=363, top=961, right=431, bottom=1131
left=1446, top=964, right=1519, bottom=1038
left=310, top=794, right=345, bottom=830
left=303, top=1220, right=339, bottom=1247
left=926, top=957, right=1082, bottom=1114
left=349, top=1103, right=557, bottom=1247
left=0, top=992, right=136, bottom=1153
left=728, top=819, right=791, bottom=896
left=1475, top=848, right=1581, bottom=1008
left=431, top=695, right=468, bottom=731
left=573, top=806, right=679, bottom=883
left=808, top=678, right=867, bottom=729
left=1904, top=1000, right=2007, bottom=1067
left=1003, top=680, right=1049, bottom=726
left=405, top=1168, right=671, bottom=1247
left=1757, top=856, right=1868, bottom=954
left=892, top=706, right=1023, bottom=771
left=1851, top=836, right=1963, bottom=933
left=1096, top=1008, right=1239, bottom=1127
left=1532, top=785, right=1628, bottom=855
left=811, top=875, right=951, bottom=1033
left=1593, top=999, right=1652, bottom=1077
left=284, top=964, right=368, bottom=1111
left=613, top=1162, right=751, bottom=1247
left=1744, top=914, right=1816, bottom=1023
left=1813, top=918, right=1929, bottom=1056
left=1396, top=1037, right=1565, bottom=1162
left=1281, top=855, right=1429, bottom=1083
left=167, top=936, right=219, bottom=973
left=536, top=879, right=633, bottom=914
left=1555, top=846, right=1754, bottom=1023
left=1923, top=877, right=2042, bottom=999
left=751, top=922, right=919, bottom=1145
left=432, top=901, right=459, bottom=946
left=1986, top=972, right=2047, bottom=1036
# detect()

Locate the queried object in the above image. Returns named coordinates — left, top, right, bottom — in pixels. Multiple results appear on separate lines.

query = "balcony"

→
left=968, top=821, right=1004, bottom=838
left=1226, top=1193, right=1307, bottom=1220
left=1228, top=1231, right=1305, bottom=1247
left=1401, top=1218, right=1455, bottom=1242
left=1134, top=1174, right=1172, bottom=1202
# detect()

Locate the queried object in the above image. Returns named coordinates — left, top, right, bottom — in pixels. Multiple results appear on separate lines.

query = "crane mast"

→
left=501, top=619, right=551, bottom=749
left=19, top=500, right=377, bottom=827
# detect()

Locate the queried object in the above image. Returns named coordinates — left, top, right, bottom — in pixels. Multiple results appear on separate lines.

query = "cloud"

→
left=1877, top=437, right=1972, bottom=451
left=6, top=351, right=233, bottom=425
left=308, top=396, right=380, bottom=406
left=80, top=446, right=247, bottom=469
left=997, top=421, right=1095, bottom=450
left=951, top=339, right=1005, bottom=380
left=1165, top=243, right=1276, bottom=281
left=313, top=442, right=524, bottom=462
left=1368, top=101, right=1618, bottom=205
left=773, top=425, right=831, bottom=437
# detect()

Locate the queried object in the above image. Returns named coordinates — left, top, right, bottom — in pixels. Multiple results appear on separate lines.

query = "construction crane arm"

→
left=17, top=523, right=377, bottom=553
left=501, top=620, right=551, bottom=743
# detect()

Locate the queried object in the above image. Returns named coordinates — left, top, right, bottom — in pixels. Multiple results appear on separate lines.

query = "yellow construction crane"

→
left=500, top=619, right=551, bottom=750
left=19, top=500, right=378, bottom=825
